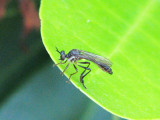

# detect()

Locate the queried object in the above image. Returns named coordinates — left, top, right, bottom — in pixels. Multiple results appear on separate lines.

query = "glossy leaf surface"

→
left=40, top=0, right=160, bottom=119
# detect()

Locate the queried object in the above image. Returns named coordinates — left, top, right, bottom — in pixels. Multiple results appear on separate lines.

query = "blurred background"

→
left=0, top=0, right=126, bottom=120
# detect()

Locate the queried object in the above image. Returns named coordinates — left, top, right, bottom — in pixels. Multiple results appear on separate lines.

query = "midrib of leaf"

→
left=70, top=0, right=160, bottom=60
left=109, top=0, right=156, bottom=58
left=108, top=0, right=160, bottom=91
left=96, top=0, right=160, bottom=51
left=104, top=0, right=160, bottom=112
left=96, top=0, right=160, bottom=48
left=97, top=0, right=160, bottom=116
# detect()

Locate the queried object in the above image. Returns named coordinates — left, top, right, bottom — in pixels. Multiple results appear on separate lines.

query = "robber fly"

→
left=55, top=48, right=113, bottom=89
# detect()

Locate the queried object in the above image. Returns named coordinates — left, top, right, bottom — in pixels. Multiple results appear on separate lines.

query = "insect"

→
left=55, top=48, right=113, bottom=89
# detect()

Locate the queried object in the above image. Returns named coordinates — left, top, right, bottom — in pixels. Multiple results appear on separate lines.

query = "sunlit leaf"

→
left=40, top=0, right=160, bottom=119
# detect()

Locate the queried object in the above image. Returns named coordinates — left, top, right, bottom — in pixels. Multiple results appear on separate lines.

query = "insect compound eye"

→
left=60, top=51, right=65, bottom=60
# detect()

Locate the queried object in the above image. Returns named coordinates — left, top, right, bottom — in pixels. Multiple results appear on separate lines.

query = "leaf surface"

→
left=40, top=0, right=160, bottom=119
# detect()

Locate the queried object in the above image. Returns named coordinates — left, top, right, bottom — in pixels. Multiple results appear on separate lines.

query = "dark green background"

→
left=0, top=1, right=126, bottom=120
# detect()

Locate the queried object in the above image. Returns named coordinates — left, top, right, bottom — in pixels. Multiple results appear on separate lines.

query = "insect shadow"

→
left=54, top=47, right=113, bottom=89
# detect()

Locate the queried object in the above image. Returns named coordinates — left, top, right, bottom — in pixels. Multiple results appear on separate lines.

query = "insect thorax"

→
left=67, top=56, right=80, bottom=63
left=66, top=49, right=81, bottom=62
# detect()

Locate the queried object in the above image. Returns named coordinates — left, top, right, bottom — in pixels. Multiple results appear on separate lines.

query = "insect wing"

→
left=80, top=50, right=112, bottom=67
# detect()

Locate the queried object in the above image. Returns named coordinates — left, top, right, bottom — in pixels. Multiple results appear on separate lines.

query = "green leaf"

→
left=40, top=0, right=160, bottom=119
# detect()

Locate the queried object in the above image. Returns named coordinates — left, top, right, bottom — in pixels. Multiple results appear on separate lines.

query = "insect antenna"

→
left=56, top=47, right=60, bottom=53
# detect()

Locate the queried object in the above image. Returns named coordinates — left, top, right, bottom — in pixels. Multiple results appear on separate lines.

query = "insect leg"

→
left=61, top=63, right=70, bottom=75
left=78, top=65, right=91, bottom=89
left=78, top=62, right=91, bottom=89
left=81, top=69, right=91, bottom=88
left=69, top=64, right=78, bottom=80
left=78, top=62, right=90, bottom=71
left=53, top=60, right=67, bottom=67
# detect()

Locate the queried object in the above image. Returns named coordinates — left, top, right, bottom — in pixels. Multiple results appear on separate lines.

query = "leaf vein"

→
left=109, top=0, right=156, bottom=58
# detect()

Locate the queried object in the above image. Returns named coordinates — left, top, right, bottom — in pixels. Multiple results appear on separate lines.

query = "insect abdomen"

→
left=105, top=66, right=113, bottom=74
left=98, top=64, right=113, bottom=74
